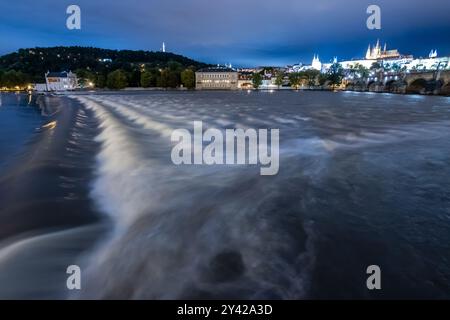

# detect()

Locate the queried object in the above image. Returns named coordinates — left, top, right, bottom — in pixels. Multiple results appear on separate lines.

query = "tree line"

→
left=76, top=61, right=196, bottom=89
left=0, top=70, right=30, bottom=88
left=0, top=46, right=207, bottom=89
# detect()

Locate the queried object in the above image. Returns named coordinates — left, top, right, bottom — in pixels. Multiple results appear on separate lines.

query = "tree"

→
left=157, top=69, right=169, bottom=87
left=1, top=70, right=29, bottom=88
left=370, top=62, right=381, bottom=70
left=155, top=65, right=182, bottom=88
left=327, top=63, right=344, bottom=89
left=106, top=69, right=128, bottom=89
left=166, top=69, right=180, bottom=88
left=356, top=64, right=370, bottom=79
left=252, top=72, right=262, bottom=89
left=0, top=47, right=209, bottom=85
left=347, top=63, right=369, bottom=81
left=168, top=61, right=183, bottom=72
left=75, top=68, right=95, bottom=88
left=181, top=68, right=195, bottom=89
left=275, top=72, right=284, bottom=89
left=141, top=70, right=152, bottom=88
left=288, top=72, right=301, bottom=89
left=347, top=64, right=358, bottom=79
left=127, top=69, right=141, bottom=87
left=318, top=73, right=328, bottom=86
left=391, top=63, right=401, bottom=73
left=94, top=73, right=107, bottom=88
left=141, top=68, right=160, bottom=87
left=303, top=69, right=320, bottom=87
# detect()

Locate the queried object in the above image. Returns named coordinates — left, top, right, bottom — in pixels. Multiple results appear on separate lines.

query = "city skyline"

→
left=1, top=0, right=450, bottom=66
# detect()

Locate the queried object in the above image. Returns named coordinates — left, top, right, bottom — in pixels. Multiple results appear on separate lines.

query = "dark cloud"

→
left=1, top=0, right=449, bottom=66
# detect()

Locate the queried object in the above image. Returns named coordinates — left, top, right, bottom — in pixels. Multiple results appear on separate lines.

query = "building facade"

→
left=45, top=71, right=78, bottom=91
left=365, top=40, right=401, bottom=60
left=195, top=67, right=238, bottom=90
left=311, top=54, right=322, bottom=71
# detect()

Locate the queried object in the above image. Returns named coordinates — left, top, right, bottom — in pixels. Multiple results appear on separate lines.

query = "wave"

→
left=70, top=94, right=316, bottom=299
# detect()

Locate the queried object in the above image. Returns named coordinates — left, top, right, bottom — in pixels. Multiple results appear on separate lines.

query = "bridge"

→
left=404, top=70, right=450, bottom=86
left=346, top=70, right=450, bottom=95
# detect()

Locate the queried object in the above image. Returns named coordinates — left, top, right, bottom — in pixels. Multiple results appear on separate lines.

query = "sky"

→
left=1, top=0, right=450, bottom=67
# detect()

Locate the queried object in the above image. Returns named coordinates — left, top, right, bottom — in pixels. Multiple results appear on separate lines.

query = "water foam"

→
left=70, top=94, right=316, bottom=299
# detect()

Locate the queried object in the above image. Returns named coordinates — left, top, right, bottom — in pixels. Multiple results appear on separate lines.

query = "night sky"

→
left=1, top=0, right=450, bottom=66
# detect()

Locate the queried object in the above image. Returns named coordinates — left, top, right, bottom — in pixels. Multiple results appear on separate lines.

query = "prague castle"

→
left=365, top=39, right=401, bottom=60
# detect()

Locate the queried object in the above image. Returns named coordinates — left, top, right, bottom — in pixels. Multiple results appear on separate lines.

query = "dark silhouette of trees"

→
left=0, top=46, right=209, bottom=87
left=252, top=72, right=263, bottom=89
left=106, top=69, right=128, bottom=89
left=181, top=68, right=196, bottom=89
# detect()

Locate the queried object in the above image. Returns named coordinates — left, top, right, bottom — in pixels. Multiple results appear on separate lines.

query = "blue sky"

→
left=1, top=0, right=449, bottom=66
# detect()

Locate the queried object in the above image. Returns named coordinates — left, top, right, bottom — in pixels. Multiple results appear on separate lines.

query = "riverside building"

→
left=195, top=67, right=238, bottom=90
left=45, top=71, right=78, bottom=91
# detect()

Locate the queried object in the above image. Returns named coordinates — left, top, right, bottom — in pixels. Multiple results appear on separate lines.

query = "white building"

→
left=34, top=83, right=48, bottom=92
left=45, top=71, right=78, bottom=91
left=259, top=79, right=278, bottom=90
left=340, top=59, right=377, bottom=70
left=339, top=42, right=450, bottom=73
left=365, top=40, right=402, bottom=60
left=312, top=54, right=322, bottom=71
left=429, top=49, right=438, bottom=58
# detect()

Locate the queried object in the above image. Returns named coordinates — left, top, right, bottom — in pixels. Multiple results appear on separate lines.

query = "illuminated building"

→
left=45, top=71, right=78, bottom=91
left=195, top=67, right=238, bottom=90
left=312, top=54, right=322, bottom=71
left=365, top=39, right=401, bottom=60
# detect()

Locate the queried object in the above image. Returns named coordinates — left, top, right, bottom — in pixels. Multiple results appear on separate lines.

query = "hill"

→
left=0, top=46, right=209, bottom=88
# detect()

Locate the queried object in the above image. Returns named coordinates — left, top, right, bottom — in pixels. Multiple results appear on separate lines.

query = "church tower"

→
left=312, top=54, right=322, bottom=71
left=366, top=45, right=372, bottom=60
left=375, top=39, right=381, bottom=57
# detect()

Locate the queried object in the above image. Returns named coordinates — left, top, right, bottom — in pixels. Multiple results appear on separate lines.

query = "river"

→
left=0, top=90, right=449, bottom=299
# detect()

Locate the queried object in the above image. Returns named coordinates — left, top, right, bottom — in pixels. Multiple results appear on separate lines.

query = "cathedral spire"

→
left=366, top=44, right=372, bottom=60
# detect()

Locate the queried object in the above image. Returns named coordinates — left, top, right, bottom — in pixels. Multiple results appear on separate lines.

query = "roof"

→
left=46, top=71, right=73, bottom=78
left=197, top=67, right=236, bottom=73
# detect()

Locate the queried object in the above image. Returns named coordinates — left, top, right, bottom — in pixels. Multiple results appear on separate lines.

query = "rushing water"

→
left=0, top=90, right=450, bottom=299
